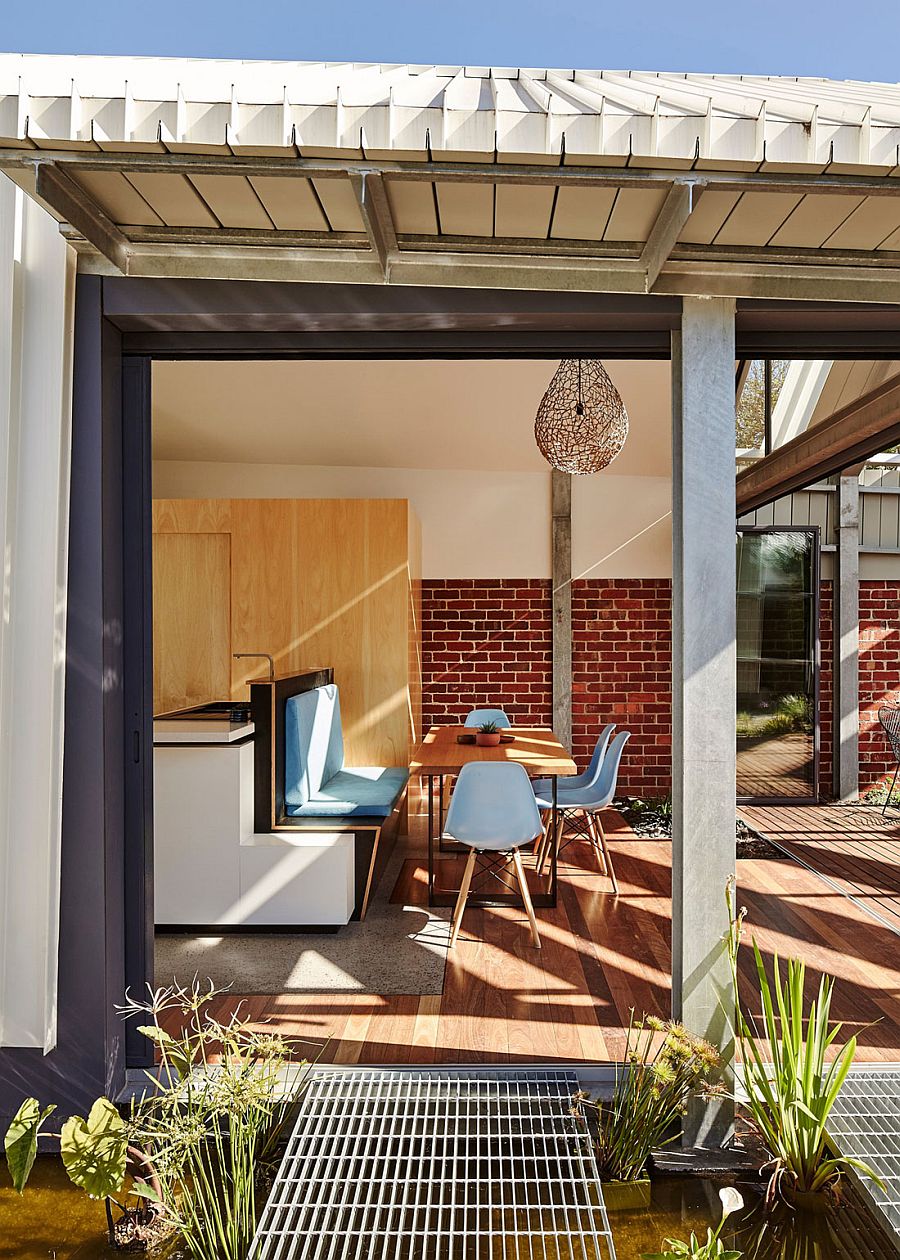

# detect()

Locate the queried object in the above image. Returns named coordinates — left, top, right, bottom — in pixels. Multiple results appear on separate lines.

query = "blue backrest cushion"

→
left=284, top=684, right=345, bottom=809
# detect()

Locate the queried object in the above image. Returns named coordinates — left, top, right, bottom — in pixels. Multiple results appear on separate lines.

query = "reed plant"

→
left=121, top=979, right=312, bottom=1260
left=573, top=1014, right=720, bottom=1182
left=725, top=881, right=882, bottom=1206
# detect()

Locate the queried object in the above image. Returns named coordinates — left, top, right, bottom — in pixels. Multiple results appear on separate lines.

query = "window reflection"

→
left=736, top=529, right=818, bottom=801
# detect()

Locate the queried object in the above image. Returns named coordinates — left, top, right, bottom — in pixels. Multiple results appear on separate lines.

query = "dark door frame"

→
left=112, top=281, right=896, bottom=1072
left=735, top=524, right=822, bottom=807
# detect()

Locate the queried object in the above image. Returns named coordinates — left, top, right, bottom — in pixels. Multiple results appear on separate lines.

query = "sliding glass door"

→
left=736, top=527, right=819, bottom=803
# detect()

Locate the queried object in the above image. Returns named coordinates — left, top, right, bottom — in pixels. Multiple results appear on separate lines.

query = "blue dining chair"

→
left=464, top=707, right=512, bottom=729
left=443, top=761, right=544, bottom=949
left=532, top=723, right=615, bottom=800
left=535, top=730, right=631, bottom=892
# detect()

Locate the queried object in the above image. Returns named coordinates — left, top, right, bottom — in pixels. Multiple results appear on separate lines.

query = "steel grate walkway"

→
left=251, top=1068, right=616, bottom=1260
left=829, top=1068, right=900, bottom=1241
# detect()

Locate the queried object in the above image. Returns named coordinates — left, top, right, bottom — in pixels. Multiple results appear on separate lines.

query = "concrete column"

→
left=671, top=296, right=736, bottom=1146
left=551, top=470, right=573, bottom=750
left=833, top=473, right=860, bottom=802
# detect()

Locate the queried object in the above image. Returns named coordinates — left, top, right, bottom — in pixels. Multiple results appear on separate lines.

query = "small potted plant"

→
left=572, top=1014, right=721, bottom=1211
left=475, top=721, right=502, bottom=747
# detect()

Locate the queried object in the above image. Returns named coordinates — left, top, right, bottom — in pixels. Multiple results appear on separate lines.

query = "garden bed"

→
left=614, top=797, right=786, bottom=858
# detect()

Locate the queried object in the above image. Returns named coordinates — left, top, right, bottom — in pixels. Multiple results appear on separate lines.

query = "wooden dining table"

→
left=409, top=725, right=577, bottom=908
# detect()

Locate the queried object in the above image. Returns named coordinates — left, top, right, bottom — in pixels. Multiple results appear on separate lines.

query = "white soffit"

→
left=2, top=55, right=900, bottom=169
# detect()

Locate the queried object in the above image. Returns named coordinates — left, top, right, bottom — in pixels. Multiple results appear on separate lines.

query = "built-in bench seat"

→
left=282, top=684, right=409, bottom=919
left=288, top=767, right=410, bottom=818
left=285, top=683, right=409, bottom=819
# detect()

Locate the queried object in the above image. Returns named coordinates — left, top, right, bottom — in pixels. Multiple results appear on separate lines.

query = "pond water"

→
left=0, top=1163, right=892, bottom=1260
left=611, top=1176, right=890, bottom=1260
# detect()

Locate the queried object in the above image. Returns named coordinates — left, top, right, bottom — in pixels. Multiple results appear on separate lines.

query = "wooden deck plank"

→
left=159, top=806, right=900, bottom=1066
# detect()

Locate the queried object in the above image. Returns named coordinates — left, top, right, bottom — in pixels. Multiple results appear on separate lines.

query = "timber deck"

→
left=173, top=803, right=900, bottom=1065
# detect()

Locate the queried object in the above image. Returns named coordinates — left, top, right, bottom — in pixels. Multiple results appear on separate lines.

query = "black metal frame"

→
left=735, top=524, right=821, bottom=807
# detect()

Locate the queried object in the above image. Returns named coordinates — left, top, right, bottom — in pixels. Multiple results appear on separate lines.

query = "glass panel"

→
left=736, top=530, right=817, bottom=800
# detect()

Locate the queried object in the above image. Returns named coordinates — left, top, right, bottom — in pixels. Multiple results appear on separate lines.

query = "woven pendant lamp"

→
left=534, top=359, right=629, bottom=475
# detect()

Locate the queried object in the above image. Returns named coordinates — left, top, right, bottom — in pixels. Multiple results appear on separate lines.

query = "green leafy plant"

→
left=643, top=1186, right=744, bottom=1259
left=573, top=1014, right=720, bottom=1183
left=3, top=979, right=312, bottom=1256
left=3, top=1094, right=160, bottom=1248
left=477, top=720, right=499, bottom=734
left=726, top=880, right=883, bottom=1206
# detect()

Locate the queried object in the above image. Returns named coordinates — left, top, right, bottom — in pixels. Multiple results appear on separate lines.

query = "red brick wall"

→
left=860, top=580, right=900, bottom=790
left=421, top=577, right=673, bottom=797
left=421, top=580, right=553, bottom=730
left=420, top=576, right=900, bottom=800
left=819, top=581, right=833, bottom=792
left=572, top=579, right=672, bottom=796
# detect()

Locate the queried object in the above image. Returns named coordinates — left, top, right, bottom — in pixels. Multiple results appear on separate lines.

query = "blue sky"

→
left=4, top=0, right=900, bottom=82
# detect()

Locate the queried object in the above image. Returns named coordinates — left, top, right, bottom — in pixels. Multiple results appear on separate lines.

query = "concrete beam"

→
left=34, top=163, right=131, bottom=274
left=672, top=296, right=736, bottom=1146
left=551, top=470, right=572, bottom=751
left=833, top=474, right=860, bottom=802
left=736, top=372, right=900, bottom=514
left=641, top=182, right=702, bottom=292
left=349, top=170, right=398, bottom=281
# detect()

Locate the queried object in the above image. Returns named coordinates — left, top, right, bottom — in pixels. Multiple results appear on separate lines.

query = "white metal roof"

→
left=3, top=53, right=900, bottom=167
left=6, top=54, right=900, bottom=299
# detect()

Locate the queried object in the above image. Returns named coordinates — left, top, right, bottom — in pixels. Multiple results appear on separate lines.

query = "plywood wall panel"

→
left=153, top=498, right=418, bottom=768
left=153, top=532, right=231, bottom=714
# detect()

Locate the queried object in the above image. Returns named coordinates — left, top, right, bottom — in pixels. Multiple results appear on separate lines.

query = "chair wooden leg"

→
left=586, top=813, right=607, bottom=874
left=449, top=848, right=477, bottom=948
left=512, top=847, right=541, bottom=948
left=593, top=811, right=619, bottom=895
left=538, top=809, right=563, bottom=877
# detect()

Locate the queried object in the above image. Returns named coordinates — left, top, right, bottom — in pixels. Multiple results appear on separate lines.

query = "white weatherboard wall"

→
left=0, top=178, right=75, bottom=1050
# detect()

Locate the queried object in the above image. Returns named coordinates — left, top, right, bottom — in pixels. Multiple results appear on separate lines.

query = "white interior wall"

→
left=152, top=460, right=673, bottom=579
left=151, top=357, right=674, bottom=579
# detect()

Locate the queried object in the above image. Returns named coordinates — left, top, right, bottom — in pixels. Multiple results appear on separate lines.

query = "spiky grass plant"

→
left=120, top=979, right=313, bottom=1260
left=725, top=881, right=882, bottom=1206
left=573, top=1014, right=720, bottom=1183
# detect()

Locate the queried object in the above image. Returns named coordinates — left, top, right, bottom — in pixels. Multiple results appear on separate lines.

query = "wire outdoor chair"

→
left=878, top=705, right=900, bottom=815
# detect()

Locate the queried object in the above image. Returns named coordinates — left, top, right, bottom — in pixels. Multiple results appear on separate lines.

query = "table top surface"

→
left=410, top=725, right=578, bottom=777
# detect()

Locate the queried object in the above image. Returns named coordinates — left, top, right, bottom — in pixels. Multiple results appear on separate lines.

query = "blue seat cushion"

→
left=285, top=684, right=345, bottom=810
left=286, top=767, right=409, bottom=819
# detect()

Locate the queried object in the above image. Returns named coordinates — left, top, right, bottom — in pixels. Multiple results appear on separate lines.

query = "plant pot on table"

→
left=475, top=732, right=502, bottom=747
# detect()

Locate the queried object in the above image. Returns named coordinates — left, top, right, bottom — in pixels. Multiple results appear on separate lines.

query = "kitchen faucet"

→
left=233, top=652, right=275, bottom=682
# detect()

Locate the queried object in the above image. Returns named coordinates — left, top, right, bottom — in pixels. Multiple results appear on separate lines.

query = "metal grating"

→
left=828, top=1068, right=900, bottom=1243
left=251, top=1068, right=616, bottom=1260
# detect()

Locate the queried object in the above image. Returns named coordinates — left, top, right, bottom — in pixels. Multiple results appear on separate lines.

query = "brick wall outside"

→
left=572, top=579, right=672, bottom=796
left=420, top=580, right=553, bottom=731
left=421, top=577, right=673, bottom=798
left=420, top=575, right=900, bottom=800
left=860, top=580, right=900, bottom=790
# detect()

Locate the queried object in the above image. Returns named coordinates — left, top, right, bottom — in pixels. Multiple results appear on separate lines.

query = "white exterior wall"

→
left=0, top=177, right=75, bottom=1050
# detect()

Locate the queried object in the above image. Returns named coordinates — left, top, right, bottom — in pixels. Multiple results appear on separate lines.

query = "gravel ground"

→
left=613, top=798, right=786, bottom=858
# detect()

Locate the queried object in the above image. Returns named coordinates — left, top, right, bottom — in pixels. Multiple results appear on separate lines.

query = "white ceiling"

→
left=151, top=358, right=672, bottom=477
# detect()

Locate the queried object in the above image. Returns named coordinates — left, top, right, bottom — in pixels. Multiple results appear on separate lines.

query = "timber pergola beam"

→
left=736, top=371, right=900, bottom=514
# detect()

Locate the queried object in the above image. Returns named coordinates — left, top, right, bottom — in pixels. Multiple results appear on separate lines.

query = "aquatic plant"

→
left=573, top=1013, right=721, bottom=1183
left=642, top=1186, right=744, bottom=1259
left=119, top=978, right=311, bottom=1260
left=3, top=977, right=312, bottom=1257
left=726, top=880, right=882, bottom=1206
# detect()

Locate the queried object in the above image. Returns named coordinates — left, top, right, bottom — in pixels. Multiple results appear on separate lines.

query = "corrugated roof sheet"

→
left=3, top=54, right=900, bottom=170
